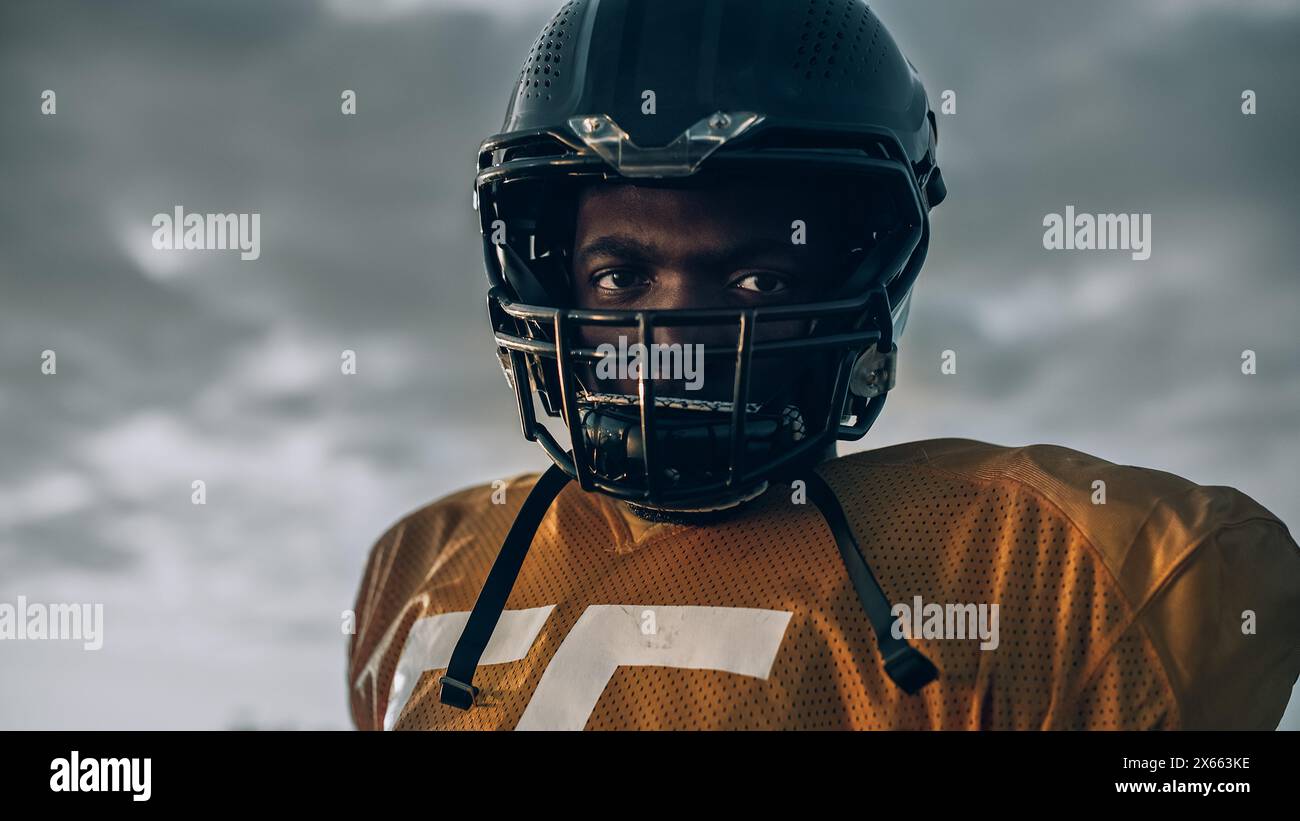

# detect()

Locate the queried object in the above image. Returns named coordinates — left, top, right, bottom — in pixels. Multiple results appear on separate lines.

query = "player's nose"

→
left=633, top=273, right=746, bottom=348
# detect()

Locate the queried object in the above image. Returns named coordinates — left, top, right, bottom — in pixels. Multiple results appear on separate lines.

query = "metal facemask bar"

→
left=494, top=298, right=870, bottom=506
left=490, top=268, right=911, bottom=510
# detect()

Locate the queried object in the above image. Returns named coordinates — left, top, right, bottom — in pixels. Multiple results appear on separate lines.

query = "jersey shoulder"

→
left=348, top=473, right=541, bottom=729
left=828, top=437, right=1288, bottom=585
left=824, top=438, right=1300, bottom=728
left=356, top=471, right=544, bottom=612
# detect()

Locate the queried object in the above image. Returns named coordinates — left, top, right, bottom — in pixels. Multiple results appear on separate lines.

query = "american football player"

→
left=349, top=0, right=1300, bottom=730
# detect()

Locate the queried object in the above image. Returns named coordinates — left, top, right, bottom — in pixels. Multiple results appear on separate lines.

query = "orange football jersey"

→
left=348, top=439, right=1300, bottom=730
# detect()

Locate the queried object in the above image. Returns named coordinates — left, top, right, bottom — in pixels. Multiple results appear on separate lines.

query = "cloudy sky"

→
left=0, top=0, right=1296, bottom=729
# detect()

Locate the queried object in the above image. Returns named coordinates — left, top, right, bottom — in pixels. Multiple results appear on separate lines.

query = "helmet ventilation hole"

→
left=792, top=0, right=889, bottom=87
left=517, top=0, right=584, bottom=101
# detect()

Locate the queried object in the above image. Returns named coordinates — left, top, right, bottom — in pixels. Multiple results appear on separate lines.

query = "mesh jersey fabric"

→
left=347, top=438, right=1300, bottom=730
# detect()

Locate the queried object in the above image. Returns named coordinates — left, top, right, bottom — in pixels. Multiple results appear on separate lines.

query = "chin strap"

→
left=804, top=471, right=939, bottom=694
left=438, top=462, right=572, bottom=710
left=439, top=460, right=937, bottom=711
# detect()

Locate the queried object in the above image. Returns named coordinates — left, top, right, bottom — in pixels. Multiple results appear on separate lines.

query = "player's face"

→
left=568, top=178, right=857, bottom=403
left=571, top=179, right=847, bottom=312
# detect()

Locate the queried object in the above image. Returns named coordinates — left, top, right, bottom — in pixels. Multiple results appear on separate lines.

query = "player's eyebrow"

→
left=575, top=234, right=806, bottom=272
left=574, top=234, right=659, bottom=266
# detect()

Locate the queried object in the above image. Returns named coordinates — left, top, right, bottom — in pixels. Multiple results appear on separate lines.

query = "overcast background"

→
left=1, top=0, right=1296, bottom=729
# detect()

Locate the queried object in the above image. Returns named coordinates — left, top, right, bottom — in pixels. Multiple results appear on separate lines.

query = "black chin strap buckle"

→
left=438, top=675, right=479, bottom=711
left=803, top=470, right=940, bottom=695
left=882, top=645, right=939, bottom=695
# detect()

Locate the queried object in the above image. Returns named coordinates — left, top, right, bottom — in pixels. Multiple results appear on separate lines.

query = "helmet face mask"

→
left=478, top=0, right=943, bottom=512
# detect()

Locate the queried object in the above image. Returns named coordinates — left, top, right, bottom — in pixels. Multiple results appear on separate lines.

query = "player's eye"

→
left=591, top=269, right=649, bottom=291
left=730, top=271, right=789, bottom=295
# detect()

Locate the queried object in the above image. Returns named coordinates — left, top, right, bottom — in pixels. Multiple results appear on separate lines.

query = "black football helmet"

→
left=440, top=0, right=945, bottom=710
left=477, top=0, right=946, bottom=514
